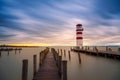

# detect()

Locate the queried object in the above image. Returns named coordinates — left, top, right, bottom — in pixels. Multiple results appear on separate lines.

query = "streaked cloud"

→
left=0, top=0, right=120, bottom=46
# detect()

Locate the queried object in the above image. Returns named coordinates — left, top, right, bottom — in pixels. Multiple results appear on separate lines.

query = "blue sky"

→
left=0, top=0, right=120, bottom=46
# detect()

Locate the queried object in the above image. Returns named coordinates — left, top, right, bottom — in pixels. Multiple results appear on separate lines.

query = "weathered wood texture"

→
left=33, top=50, right=60, bottom=80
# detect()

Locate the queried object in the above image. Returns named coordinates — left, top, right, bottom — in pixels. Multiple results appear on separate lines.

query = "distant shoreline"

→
left=0, top=45, right=40, bottom=48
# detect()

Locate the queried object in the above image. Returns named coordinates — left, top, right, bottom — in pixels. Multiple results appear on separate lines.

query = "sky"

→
left=0, top=0, right=120, bottom=46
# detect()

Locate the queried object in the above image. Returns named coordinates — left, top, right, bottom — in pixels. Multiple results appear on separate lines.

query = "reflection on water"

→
left=0, top=46, right=120, bottom=80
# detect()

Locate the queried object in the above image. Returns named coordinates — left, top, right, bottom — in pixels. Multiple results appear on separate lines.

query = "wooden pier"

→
left=72, top=48, right=120, bottom=59
left=22, top=48, right=67, bottom=80
left=33, top=50, right=60, bottom=80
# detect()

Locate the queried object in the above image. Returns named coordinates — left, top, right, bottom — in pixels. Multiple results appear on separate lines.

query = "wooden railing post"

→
left=64, top=50, right=66, bottom=57
left=58, top=56, right=62, bottom=77
left=61, top=49, right=63, bottom=57
left=56, top=52, right=59, bottom=66
left=22, top=59, right=28, bottom=80
left=68, top=51, right=71, bottom=60
left=58, top=49, right=59, bottom=53
left=55, top=52, right=58, bottom=61
left=62, top=60, right=67, bottom=80
left=53, top=50, right=57, bottom=61
left=33, top=55, right=37, bottom=76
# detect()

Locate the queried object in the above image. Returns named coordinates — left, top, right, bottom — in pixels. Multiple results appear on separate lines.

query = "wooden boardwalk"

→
left=33, top=51, right=60, bottom=80
left=72, top=48, right=120, bottom=59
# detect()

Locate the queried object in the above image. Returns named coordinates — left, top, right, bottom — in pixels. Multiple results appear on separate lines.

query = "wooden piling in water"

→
left=68, top=51, right=71, bottom=60
left=19, top=50, right=21, bottom=53
left=33, top=55, right=37, bottom=76
left=64, top=50, right=66, bottom=57
left=0, top=51, right=1, bottom=57
left=8, top=51, right=9, bottom=56
left=39, top=52, right=42, bottom=67
left=41, top=52, right=44, bottom=63
left=78, top=52, right=81, bottom=64
left=118, top=48, right=120, bottom=53
left=22, top=59, right=28, bottom=80
left=62, top=60, right=67, bottom=80
left=15, top=50, right=17, bottom=54
left=95, top=47, right=98, bottom=56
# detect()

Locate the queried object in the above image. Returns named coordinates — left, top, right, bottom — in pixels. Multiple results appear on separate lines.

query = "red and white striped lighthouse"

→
left=76, top=24, right=84, bottom=48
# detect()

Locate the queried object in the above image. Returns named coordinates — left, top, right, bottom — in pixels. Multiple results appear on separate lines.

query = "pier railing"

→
left=22, top=48, right=49, bottom=80
left=51, top=48, right=68, bottom=80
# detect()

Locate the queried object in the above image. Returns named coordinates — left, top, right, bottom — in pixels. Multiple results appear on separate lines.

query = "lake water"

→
left=0, top=46, right=120, bottom=80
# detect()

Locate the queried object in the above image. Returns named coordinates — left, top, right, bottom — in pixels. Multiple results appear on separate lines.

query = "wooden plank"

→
left=33, top=51, right=60, bottom=80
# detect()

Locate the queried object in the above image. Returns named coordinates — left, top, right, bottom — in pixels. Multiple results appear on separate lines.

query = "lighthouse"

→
left=76, top=24, right=84, bottom=48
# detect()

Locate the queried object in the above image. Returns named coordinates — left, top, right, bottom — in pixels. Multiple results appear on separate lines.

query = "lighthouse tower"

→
left=76, top=24, right=84, bottom=48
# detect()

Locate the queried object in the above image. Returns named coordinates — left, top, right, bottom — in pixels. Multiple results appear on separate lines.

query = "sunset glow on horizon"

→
left=7, top=43, right=76, bottom=46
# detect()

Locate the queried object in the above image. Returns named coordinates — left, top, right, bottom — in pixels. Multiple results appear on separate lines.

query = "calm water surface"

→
left=0, top=46, right=120, bottom=80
